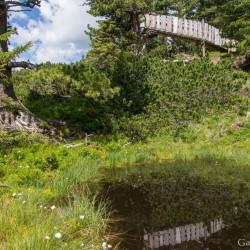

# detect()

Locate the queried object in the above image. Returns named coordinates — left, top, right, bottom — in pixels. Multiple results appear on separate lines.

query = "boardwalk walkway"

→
left=141, top=14, right=234, bottom=52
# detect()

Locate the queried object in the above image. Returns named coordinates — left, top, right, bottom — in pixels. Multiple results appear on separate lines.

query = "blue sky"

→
left=10, top=0, right=97, bottom=63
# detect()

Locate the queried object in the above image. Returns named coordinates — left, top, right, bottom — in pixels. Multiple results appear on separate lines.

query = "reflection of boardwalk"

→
left=143, top=218, right=225, bottom=249
left=141, top=14, right=233, bottom=52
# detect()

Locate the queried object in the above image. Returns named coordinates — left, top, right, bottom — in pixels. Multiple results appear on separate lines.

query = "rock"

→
left=231, top=122, right=245, bottom=130
left=233, top=51, right=250, bottom=70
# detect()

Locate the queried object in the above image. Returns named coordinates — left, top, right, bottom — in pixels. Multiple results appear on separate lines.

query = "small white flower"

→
left=4, top=155, right=7, bottom=157
left=39, top=205, right=43, bottom=208
left=51, top=205, right=56, bottom=210
left=54, top=232, right=62, bottom=239
left=108, top=245, right=112, bottom=249
left=17, top=193, right=22, bottom=196
left=19, top=166, right=23, bottom=168
left=22, top=200, right=26, bottom=204
left=102, top=242, right=107, bottom=249
left=12, top=193, right=17, bottom=197
left=45, top=236, right=50, bottom=240
left=79, top=215, right=85, bottom=220
left=80, top=243, right=84, bottom=247
left=44, top=207, right=47, bottom=209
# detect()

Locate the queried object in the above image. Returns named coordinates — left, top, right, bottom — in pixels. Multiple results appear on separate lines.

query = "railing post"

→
left=202, top=18, right=206, bottom=57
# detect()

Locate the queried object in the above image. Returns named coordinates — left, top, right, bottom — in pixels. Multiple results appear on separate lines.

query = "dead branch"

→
left=8, top=61, right=42, bottom=71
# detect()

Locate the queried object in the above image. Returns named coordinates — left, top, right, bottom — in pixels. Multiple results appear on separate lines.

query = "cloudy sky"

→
left=10, top=0, right=97, bottom=63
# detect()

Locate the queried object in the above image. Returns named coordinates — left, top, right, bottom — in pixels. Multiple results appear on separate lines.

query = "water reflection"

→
left=99, top=160, right=250, bottom=250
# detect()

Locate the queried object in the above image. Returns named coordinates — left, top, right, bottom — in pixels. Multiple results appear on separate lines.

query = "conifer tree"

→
left=0, top=0, right=41, bottom=132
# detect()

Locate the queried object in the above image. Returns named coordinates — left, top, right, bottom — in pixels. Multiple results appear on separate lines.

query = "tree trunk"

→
left=0, top=0, right=42, bottom=132
left=0, top=0, right=17, bottom=100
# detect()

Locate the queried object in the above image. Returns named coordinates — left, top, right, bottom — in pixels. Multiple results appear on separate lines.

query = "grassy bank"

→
left=0, top=113, right=250, bottom=249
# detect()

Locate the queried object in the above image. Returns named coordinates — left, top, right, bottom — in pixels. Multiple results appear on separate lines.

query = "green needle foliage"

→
left=0, top=31, right=32, bottom=78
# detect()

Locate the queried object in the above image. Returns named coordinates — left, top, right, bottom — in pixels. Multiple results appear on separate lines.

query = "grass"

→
left=0, top=192, right=115, bottom=250
left=0, top=113, right=250, bottom=249
left=0, top=157, right=118, bottom=250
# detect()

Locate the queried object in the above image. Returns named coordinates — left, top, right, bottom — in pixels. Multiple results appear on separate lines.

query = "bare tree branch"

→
left=8, top=61, right=42, bottom=70
left=0, top=0, right=41, bottom=8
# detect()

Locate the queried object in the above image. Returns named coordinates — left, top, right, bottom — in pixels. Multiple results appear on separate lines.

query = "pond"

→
left=99, top=160, right=250, bottom=250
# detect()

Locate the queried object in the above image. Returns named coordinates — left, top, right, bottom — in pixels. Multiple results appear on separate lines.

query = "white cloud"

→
left=10, top=0, right=97, bottom=63
left=9, top=6, right=28, bottom=21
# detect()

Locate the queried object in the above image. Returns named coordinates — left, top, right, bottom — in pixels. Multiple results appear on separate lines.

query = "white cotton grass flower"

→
left=54, top=232, right=62, bottom=239
left=102, top=242, right=107, bottom=249
left=51, top=205, right=56, bottom=210
left=45, top=236, right=50, bottom=240
left=79, top=215, right=85, bottom=220
left=102, top=242, right=112, bottom=249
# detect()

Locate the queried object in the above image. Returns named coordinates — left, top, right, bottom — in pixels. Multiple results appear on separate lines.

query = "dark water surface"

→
left=99, top=160, right=250, bottom=250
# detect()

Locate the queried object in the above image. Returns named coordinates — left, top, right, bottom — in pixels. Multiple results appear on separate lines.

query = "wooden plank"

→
left=166, top=16, right=172, bottom=32
left=172, top=16, right=178, bottom=33
left=188, top=20, right=193, bottom=36
left=178, top=18, right=183, bottom=34
left=183, top=19, right=188, bottom=35
left=199, top=222, right=205, bottom=237
left=193, top=21, right=198, bottom=38
left=214, top=219, right=218, bottom=233
left=186, top=225, right=191, bottom=241
left=212, top=26, right=215, bottom=43
left=145, top=14, right=150, bottom=27
left=163, top=230, right=170, bottom=246
left=159, top=231, right=164, bottom=247
left=169, top=229, right=175, bottom=245
left=151, top=15, right=156, bottom=28
left=180, top=226, right=186, bottom=242
left=153, top=234, right=160, bottom=249
left=210, top=25, right=213, bottom=42
left=191, top=224, right=196, bottom=240
left=205, top=23, right=209, bottom=40
left=196, top=223, right=200, bottom=239
left=197, top=22, right=202, bottom=39
left=210, top=221, right=214, bottom=234
left=149, top=234, right=154, bottom=249
left=161, top=15, right=166, bottom=31
left=176, top=227, right=181, bottom=244
left=156, top=15, right=161, bottom=29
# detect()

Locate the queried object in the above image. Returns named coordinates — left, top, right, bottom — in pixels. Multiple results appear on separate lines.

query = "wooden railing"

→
left=143, top=218, right=225, bottom=249
left=141, top=14, right=236, bottom=50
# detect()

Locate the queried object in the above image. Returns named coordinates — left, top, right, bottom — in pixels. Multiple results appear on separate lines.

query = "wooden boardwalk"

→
left=141, top=14, right=235, bottom=52
left=143, top=218, right=225, bottom=249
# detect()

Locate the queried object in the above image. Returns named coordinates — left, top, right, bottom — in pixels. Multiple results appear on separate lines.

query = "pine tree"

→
left=0, top=0, right=42, bottom=132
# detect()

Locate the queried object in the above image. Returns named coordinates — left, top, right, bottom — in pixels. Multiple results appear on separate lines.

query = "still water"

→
left=99, top=160, right=250, bottom=250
